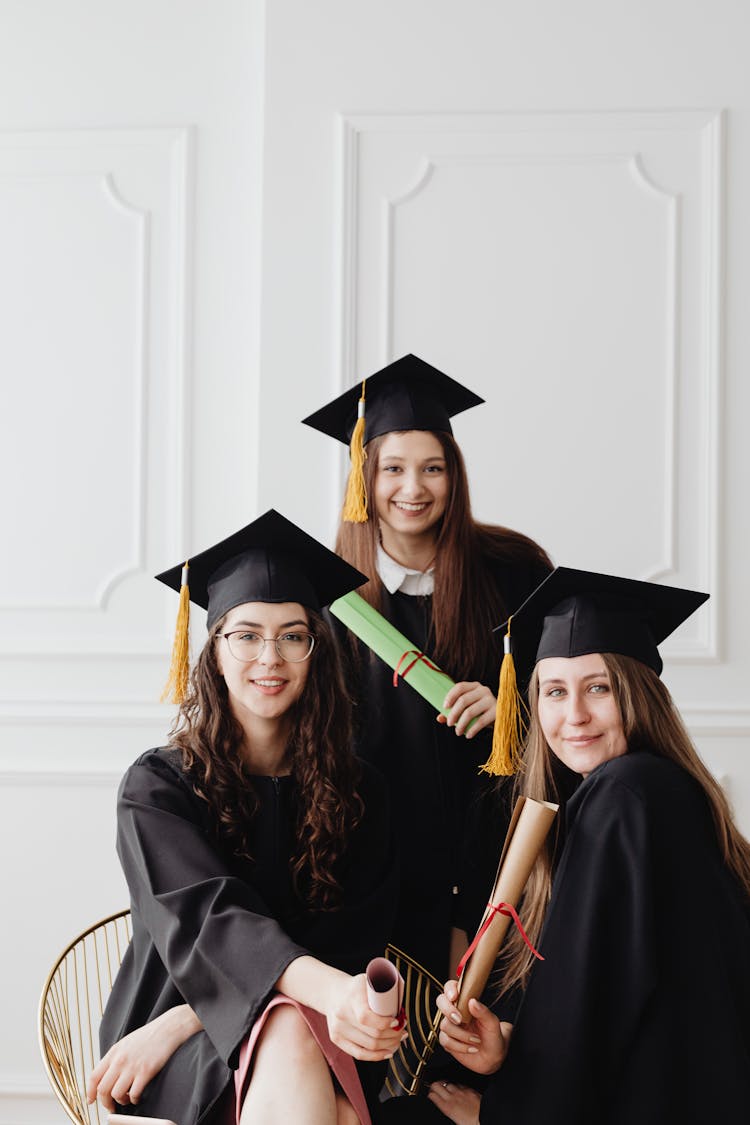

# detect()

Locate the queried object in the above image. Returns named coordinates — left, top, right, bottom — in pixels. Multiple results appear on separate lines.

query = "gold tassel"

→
left=480, top=617, right=528, bottom=776
left=341, top=380, right=368, bottom=523
left=161, top=562, right=191, bottom=705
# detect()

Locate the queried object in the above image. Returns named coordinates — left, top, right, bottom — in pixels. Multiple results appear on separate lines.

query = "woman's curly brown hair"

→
left=169, top=608, right=362, bottom=910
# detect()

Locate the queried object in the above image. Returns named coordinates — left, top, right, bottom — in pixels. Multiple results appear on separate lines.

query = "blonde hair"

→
left=498, top=652, right=750, bottom=994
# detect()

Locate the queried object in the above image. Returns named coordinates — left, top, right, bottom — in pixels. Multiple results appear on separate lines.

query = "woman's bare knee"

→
left=254, top=1004, right=327, bottom=1069
left=240, top=1005, right=338, bottom=1124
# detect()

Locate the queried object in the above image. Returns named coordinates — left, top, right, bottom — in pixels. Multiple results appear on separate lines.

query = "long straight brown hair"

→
left=335, top=430, right=551, bottom=680
left=498, top=653, right=750, bottom=994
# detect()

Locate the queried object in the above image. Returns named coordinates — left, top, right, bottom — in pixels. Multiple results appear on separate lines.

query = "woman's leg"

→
left=335, top=1092, right=360, bottom=1124
left=239, top=1004, right=338, bottom=1124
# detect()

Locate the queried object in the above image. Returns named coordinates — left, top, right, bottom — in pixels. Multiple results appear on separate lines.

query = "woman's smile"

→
left=374, top=430, right=449, bottom=544
left=249, top=677, right=288, bottom=694
left=393, top=500, right=431, bottom=513
left=217, top=602, right=311, bottom=730
left=536, top=653, right=628, bottom=777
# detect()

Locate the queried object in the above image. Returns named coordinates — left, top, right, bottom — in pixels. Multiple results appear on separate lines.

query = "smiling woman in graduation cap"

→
left=431, top=569, right=750, bottom=1125
left=303, top=355, right=553, bottom=983
left=87, top=511, right=400, bottom=1125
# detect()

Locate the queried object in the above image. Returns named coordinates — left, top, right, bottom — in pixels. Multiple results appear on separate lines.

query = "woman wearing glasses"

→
left=88, top=511, right=400, bottom=1125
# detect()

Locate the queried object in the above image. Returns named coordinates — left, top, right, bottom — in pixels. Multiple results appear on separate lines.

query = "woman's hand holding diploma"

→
left=439, top=682, right=497, bottom=737
left=435, top=979, right=512, bottom=1076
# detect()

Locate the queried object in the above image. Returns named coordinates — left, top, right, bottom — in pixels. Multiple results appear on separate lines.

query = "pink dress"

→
left=234, top=995, right=372, bottom=1124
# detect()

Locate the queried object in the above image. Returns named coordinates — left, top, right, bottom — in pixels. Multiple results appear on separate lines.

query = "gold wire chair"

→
left=382, top=945, right=443, bottom=1098
left=38, top=911, right=443, bottom=1121
left=39, top=909, right=132, bottom=1125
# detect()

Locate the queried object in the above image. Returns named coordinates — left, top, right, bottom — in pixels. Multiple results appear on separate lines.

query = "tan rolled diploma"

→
left=456, top=796, right=559, bottom=1023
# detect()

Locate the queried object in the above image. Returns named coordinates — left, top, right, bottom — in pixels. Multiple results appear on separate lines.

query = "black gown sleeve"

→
left=480, top=772, right=657, bottom=1124
left=116, top=752, right=308, bottom=1066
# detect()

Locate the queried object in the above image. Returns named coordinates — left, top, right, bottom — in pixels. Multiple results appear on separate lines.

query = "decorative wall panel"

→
left=0, top=128, right=192, bottom=663
left=337, top=111, right=723, bottom=662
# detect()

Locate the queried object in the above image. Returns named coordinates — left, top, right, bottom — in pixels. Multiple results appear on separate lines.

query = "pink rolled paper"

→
left=366, top=956, right=404, bottom=1018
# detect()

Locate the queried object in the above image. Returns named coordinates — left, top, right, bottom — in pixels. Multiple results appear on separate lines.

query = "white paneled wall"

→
left=337, top=110, right=722, bottom=663
left=2, top=2, right=749, bottom=1124
left=0, top=3, right=263, bottom=1122
left=0, top=128, right=191, bottom=657
left=257, top=1, right=750, bottom=835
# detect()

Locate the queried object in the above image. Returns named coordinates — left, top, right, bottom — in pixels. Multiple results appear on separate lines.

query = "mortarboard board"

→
left=301, top=354, right=484, bottom=522
left=156, top=509, right=367, bottom=704
left=482, top=567, right=709, bottom=778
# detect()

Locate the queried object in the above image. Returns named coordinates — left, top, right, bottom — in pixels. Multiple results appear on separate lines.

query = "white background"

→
left=1, top=3, right=748, bottom=1122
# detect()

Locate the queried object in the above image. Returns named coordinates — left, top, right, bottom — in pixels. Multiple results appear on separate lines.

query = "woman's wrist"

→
left=276, top=955, right=349, bottom=1016
left=155, top=1004, right=202, bottom=1047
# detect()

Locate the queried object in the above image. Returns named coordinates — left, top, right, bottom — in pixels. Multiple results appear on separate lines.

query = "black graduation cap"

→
left=156, top=509, right=367, bottom=703
left=302, top=353, right=484, bottom=446
left=301, top=354, right=484, bottom=522
left=482, top=567, right=709, bottom=778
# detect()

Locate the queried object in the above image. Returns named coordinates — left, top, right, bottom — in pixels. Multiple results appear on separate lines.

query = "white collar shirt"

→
left=376, top=543, right=435, bottom=596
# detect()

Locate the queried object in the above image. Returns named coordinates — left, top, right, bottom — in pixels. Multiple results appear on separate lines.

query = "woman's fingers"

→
left=434, top=990, right=508, bottom=1075
left=438, top=1016, right=481, bottom=1052
left=435, top=991, right=481, bottom=1054
left=110, top=1074, right=135, bottom=1106
left=90, top=1059, right=129, bottom=1111
left=435, top=981, right=463, bottom=1020
left=328, top=1012, right=405, bottom=1057
left=85, top=1062, right=104, bottom=1104
left=128, top=1071, right=147, bottom=1104
left=443, top=979, right=460, bottom=1003
left=336, top=1024, right=404, bottom=1053
left=441, top=683, right=497, bottom=738
left=326, top=970, right=409, bottom=1060
left=86, top=1044, right=149, bottom=1109
left=427, top=1082, right=481, bottom=1125
left=467, top=996, right=506, bottom=1034
left=329, top=1021, right=407, bottom=1061
left=87, top=1080, right=113, bottom=1112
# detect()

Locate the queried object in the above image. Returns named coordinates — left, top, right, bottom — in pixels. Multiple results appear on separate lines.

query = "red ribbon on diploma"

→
left=456, top=901, right=544, bottom=980
left=393, top=649, right=442, bottom=687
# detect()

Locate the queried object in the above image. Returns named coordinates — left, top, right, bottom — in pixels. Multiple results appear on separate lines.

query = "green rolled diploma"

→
left=329, top=589, right=465, bottom=723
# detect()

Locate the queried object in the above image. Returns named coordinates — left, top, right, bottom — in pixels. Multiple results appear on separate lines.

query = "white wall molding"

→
left=337, top=109, right=724, bottom=663
left=0, top=8, right=265, bottom=1118
left=0, top=167, right=146, bottom=612
left=681, top=706, right=750, bottom=737
left=382, top=150, right=679, bottom=585
left=0, top=1084, right=55, bottom=1125
left=627, top=153, right=679, bottom=585
left=0, top=1079, right=56, bottom=1098
left=382, top=158, right=434, bottom=363
left=334, top=115, right=360, bottom=393
left=95, top=171, right=149, bottom=610
left=0, top=700, right=170, bottom=724
left=0, top=126, right=192, bottom=660
left=0, top=770, right=124, bottom=787
left=698, top=109, right=724, bottom=664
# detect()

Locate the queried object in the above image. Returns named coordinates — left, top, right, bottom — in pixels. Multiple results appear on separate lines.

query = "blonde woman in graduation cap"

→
left=431, top=569, right=750, bottom=1125
left=86, top=511, right=401, bottom=1125
left=303, top=355, right=553, bottom=984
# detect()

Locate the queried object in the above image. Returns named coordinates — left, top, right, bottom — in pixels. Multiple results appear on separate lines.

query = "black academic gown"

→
left=480, top=751, right=750, bottom=1124
left=338, top=555, right=550, bottom=983
left=100, top=748, right=398, bottom=1125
